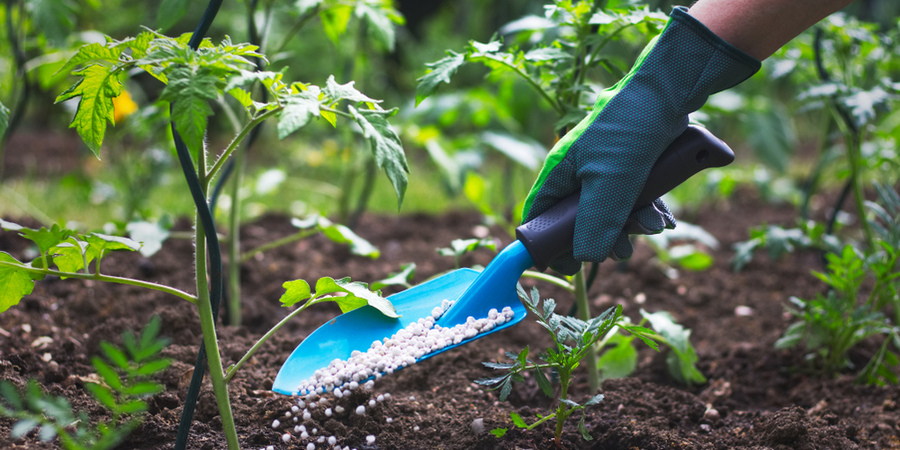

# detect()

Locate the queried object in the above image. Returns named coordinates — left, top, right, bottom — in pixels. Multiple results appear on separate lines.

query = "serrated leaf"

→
left=416, top=52, right=465, bottom=105
left=37, top=424, right=57, bottom=442
left=27, top=0, right=76, bottom=47
left=534, top=367, right=552, bottom=397
left=499, top=378, right=513, bottom=401
left=371, top=263, right=415, bottom=290
left=56, top=65, right=122, bottom=157
left=277, top=93, right=321, bottom=139
left=315, top=216, right=379, bottom=258
left=579, top=413, right=593, bottom=441
left=50, top=240, right=92, bottom=274
left=490, top=428, right=508, bottom=438
left=584, top=393, right=604, bottom=406
left=1, top=381, right=23, bottom=409
left=560, top=398, right=580, bottom=408
left=0, top=252, right=36, bottom=313
left=311, top=277, right=398, bottom=318
left=509, top=411, right=527, bottom=428
left=87, top=233, right=141, bottom=254
left=92, top=358, right=123, bottom=390
left=159, top=66, right=218, bottom=155
left=0, top=100, right=9, bottom=138
left=11, top=418, right=39, bottom=439
left=122, top=382, right=163, bottom=397
left=320, top=4, right=353, bottom=44
left=349, top=106, right=408, bottom=207
left=126, top=221, right=170, bottom=257
left=101, top=341, right=130, bottom=370
left=0, top=218, right=22, bottom=231
left=597, top=334, right=638, bottom=380
left=524, top=47, right=571, bottom=62
left=358, top=4, right=398, bottom=51
left=133, top=359, right=172, bottom=376
left=641, top=310, right=706, bottom=385
left=85, top=382, right=117, bottom=410
left=157, top=0, right=189, bottom=30
left=118, top=399, right=149, bottom=415
left=279, top=279, right=312, bottom=307
left=324, top=75, right=379, bottom=104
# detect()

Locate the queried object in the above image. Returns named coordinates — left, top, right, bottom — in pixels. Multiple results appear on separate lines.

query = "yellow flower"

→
left=113, top=89, right=138, bottom=123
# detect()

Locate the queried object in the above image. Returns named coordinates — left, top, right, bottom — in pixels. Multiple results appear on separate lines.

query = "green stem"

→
left=194, top=215, right=240, bottom=450
left=573, top=268, right=600, bottom=392
left=207, top=107, right=282, bottom=181
left=226, top=139, right=247, bottom=327
left=479, top=54, right=562, bottom=114
left=521, top=270, right=575, bottom=293
left=240, top=229, right=318, bottom=263
left=225, top=301, right=311, bottom=382
left=0, top=260, right=197, bottom=304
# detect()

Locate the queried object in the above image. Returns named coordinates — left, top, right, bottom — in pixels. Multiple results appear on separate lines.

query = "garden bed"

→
left=1, top=192, right=898, bottom=449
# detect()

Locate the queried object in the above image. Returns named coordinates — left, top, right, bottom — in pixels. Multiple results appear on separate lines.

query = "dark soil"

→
left=2, top=192, right=899, bottom=449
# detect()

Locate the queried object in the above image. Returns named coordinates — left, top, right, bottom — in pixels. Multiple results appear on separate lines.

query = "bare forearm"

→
left=687, top=0, right=857, bottom=60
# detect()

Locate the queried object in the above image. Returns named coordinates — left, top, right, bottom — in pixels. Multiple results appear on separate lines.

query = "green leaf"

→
left=56, top=64, right=122, bottom=157
left=92, top=358, right=123, bottom=390
left=311, top=277, right=398, bottom=318
left=49, top=240, right=92, bottom=274
left=0, top=219, right=23, bottom=231
left=324, top=75, right=379, bottom=104
left=509, top=411, right=527, bottom=428
left=416, top=51, right=465, bottom=105
left=56, top=42, right=122, bottom=78
left=315, top=216, right=380, bottom=258
left=27, top=0, right=77, bottom=47
left=0, top=252, right=36, bottom=313
left=101, top=341, right=130, bottom=370
left=85, top=382, right=117, bottom=410
left=159, top=66, right=218, bottom=156
left=118, top=400, right=149, bottom=415
left=349, top=106, right=409, bottom=207
left=490, top=428, right=508, bottom=438
left=641, top=310, right=706, bottom=385
left=534, top=367, right=552, bottom=397
left=597, top=333, right=638, bottom=380
left=122, top=382, right=163, bottom=397
left=358, top=4, right=398, bottom=51
left=578, top=413, right=593, bottom=441
left=11, top=418, right=39, bottom=439
left=157, top=0, right=190, bottom=30
left=0, top=101, right=9, bottom=138
left=1, top=381, right=24, bottom=410
left=584, top=393, right=604, bottom=406
left=775, top=321, right=805, bottom=349
left=126, top=221, right=170, bottom=257
left=37, top=424, right=57, bottom=442
left=277, top=93, right=321, bottom=139
left=279, top=279, right=312, bottom=307
left=87, top=233, right=141, bottom=255
left=320, top=5, right=353, bottom=44
left=437, top=238, right=496, bottom=260
left=371, top=263, right=416, bottom=290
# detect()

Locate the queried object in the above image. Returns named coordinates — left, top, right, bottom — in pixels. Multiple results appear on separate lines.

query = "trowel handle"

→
left=515, top=125, right=735, bottom=272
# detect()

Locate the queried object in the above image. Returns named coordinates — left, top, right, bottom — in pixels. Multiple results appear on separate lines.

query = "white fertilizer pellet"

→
left=290, top=301, right=514, bottom=395
left=281, top=433, right=290, bottom=443
left=306, top=443, right=315, bottom=450
left=271, top=419, right=280, bottom=429
left=366, top=435, right=376, bottom=444
left=355, top=405, right=366, bottom=415
left=328, top=436, right=337, bottom=446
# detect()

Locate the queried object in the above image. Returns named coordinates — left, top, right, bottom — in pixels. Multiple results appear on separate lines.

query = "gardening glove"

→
left=522, top=7, right=760, bottom=275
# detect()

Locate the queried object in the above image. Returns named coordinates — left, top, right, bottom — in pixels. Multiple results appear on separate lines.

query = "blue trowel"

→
left=273, top=125, right=734, bottom=395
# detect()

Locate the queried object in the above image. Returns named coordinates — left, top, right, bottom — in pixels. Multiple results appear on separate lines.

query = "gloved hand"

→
left=522, top=7, right=760, bottom=275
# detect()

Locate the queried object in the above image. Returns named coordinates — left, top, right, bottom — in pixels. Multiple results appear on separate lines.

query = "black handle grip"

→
left=515, top=125, right=734, bottom=271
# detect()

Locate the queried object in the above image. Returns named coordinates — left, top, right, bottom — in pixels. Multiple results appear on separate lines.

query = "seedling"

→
left=478, top=285, right=658, bottom=446
left=775, top=183, right=900, bottom=385
left=0, top=316, right=171, bottom=449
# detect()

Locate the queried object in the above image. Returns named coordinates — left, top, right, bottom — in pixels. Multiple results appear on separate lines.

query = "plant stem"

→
left=226, top=136, right=247, bottom=327
left=207, top=107, right=282, bottom=181
left=225, top=301, right=311, bottom=382
left=573, top=268, right=600, bottom=392
left=521, top=270, right=575, bottom=293
left=240, top=229, right=318, bottom=263
left=194, top=216, right=240, bottom=450
left=0, top=261, right=198, bottom=304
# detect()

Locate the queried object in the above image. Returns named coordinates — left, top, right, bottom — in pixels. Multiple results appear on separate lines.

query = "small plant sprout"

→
left=479, top=286, right=659, bottom=446
left=291, top=299, right=513, bottom=395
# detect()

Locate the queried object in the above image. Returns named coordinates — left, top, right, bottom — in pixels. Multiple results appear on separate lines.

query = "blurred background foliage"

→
left=0, top=0, right=898, bottom=232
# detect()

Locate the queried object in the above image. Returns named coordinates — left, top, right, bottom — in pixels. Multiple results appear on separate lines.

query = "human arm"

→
left=688, top=0, right=858, bottom=60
